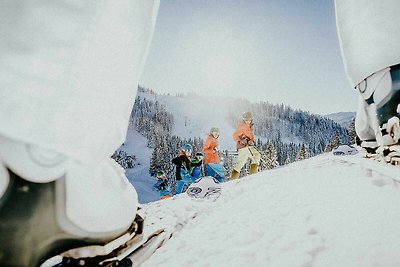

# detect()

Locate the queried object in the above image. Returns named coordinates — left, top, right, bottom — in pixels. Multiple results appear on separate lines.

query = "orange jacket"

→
left=233, top=122, right=254, bottom=149
left=203, top=135, right=220, bottom=164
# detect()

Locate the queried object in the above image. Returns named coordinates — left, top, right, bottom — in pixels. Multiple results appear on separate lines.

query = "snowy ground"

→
left=139, top=152, right=400, bottom=267
left=117, top=128, right=159, bottom=203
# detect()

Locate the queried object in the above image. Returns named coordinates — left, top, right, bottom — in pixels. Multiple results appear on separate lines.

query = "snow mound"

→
left=141, top=153, right=400, bottom=267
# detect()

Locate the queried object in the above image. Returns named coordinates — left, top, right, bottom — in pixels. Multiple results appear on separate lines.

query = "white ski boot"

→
left=0, top=136, right=140, bottom=267
left=355, top=65, right=400, bottom=163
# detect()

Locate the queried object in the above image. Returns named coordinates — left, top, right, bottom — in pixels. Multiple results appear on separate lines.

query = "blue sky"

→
left=140, top=0, right=356, bottom=115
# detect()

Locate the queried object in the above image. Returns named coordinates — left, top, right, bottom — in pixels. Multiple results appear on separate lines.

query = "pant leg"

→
left=233, top=147, right=252, bottom=172
left=249, top=147, right=261, bottom=165
left=175, top=180, right=185, bottom=194
left=206, top=163, right=225, bottom=182
left=0, top=2, right=161, bottom=259
left=0, top=0, right=160, bottom=165
left=205, top=164, right=216, bottom=177
left=191, top=166, right=201, bottom=179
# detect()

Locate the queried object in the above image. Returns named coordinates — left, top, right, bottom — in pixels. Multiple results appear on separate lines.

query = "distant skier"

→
left=230, top=112, right=261, bottom=179
left=172, top=144, right=202, bottom=194
left=191, top=152, right=204, bottom=178
left=153, top=170, right=172, bottom=200
left=203, top=127, right=225, bottom=182
left=0, top=1, right=160, bottom=266
left=335, top=0, right=400, bottom=163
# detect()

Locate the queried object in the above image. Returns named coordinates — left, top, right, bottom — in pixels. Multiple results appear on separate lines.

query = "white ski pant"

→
left=0, top=0, right=159, bottom=234
left=335, top=0, right=400, bottom=87
left=0, top=0, right=159, bottom=165
left=233, top=146, right=261, bottom=173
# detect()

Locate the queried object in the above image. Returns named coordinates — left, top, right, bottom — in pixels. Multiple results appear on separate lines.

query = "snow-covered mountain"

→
left=325, top=112, right=355, bottom=129
left=120, top=88, right=350, bottom=203
left=139, top=152, right=400, bottom=267
left=115, top=89, right=400, bottom=266
left=120, top=90, right=244, bottom=203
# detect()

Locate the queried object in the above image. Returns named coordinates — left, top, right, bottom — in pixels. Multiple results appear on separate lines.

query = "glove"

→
left=239, top=139, right=248, bottom=146
left=248, top=140, right=254, bottom=146
left=214, top=146, right=220, bottom=152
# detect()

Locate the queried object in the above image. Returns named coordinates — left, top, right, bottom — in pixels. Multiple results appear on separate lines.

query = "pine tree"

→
left=261, top=141, right=279, bottom=170
left=348, top=118, right=357, bottom=144
left=296, top=143, right=309, bottom=161
left=325, top=133, right=341, bottom=152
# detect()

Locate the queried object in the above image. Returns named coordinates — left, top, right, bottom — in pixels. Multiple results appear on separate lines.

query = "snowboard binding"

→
left=0, top=136, right=142, bottom=267
left=355, top=64, right=400, bottom=163
left=0, top=167, right=145, bottom=267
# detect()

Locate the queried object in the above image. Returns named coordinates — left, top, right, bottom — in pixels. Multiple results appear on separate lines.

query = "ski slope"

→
left=139, top=152, right=400, bottom=267
left=117, top=129, right=159, bottom=203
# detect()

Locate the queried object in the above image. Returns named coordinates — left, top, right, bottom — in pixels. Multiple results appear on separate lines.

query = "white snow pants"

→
left=0, top=0, right=159, bottom=234
left=233, top=146, right=261, bottom=173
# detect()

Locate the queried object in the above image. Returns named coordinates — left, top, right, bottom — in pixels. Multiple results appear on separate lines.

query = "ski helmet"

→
left=242, top=111, right=253, bottom=121
left=181, top=144, right=192, bottom=155
left=156, top=170, right=166, bottom=179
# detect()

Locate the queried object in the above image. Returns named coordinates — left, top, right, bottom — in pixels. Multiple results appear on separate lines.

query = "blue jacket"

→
left=153, top=180, right=171, bottom=197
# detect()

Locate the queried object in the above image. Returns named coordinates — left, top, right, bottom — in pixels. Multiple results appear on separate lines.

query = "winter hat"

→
left=242, top=111, right=253, bottom=121
left=210, top=127, right=220, bottom=134
left=156, top=170, right=166, bottom=179
left=181, top=144, right=193, bottom=155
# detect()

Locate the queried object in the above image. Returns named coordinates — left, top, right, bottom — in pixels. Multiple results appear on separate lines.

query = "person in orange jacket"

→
left=230, top=112, right=261, bottom=179
left=203, top=127, right=225, bottom=182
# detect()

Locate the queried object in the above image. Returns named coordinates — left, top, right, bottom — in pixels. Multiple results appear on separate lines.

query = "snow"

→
left=136, top=91, right=242, bottom=150
left=119, top=91, right=400, bottom=265
left=120, top=91, right=242, bottom=203
left=118, top=128, right=159, bottom=203
left=139, top=152, right=400, bottom=267
left=325, top=112, right=355, bottom=129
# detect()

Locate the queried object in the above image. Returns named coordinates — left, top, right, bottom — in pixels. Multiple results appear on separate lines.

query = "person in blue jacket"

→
left=152, top=170, right=172, bottom=200
left=172, top=144, right=202, bottom=194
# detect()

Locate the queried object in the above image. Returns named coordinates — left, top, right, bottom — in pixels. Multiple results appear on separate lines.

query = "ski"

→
left=100, top=229, right=169, bottom=267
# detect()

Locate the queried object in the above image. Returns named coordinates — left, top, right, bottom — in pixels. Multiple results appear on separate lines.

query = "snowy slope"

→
left=136, top=91, right=241, bottom=150
left=325, top=112, right=355, bottom=129
left=117, top=129, right=159, bottom=203
left=119, top=90, right=243, bottom=203
left=124, top=91, right=352, bottom=203
left=139, top=152, right=400, bottom=267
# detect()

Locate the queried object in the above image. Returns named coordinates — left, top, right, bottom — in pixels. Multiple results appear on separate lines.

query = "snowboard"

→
left=39, top=216, right=170, bottom=267
left=186, top=176, right=222, bottom=199
left=39, top=177, right=223, bottom=267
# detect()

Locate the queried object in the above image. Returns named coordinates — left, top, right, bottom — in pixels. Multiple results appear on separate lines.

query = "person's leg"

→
left=207, top=163, right=225, bottom=182
left=175, top=180, right=185, bottom=194
left=230, top=147, right=251, bottom=179
left=0, top=1, right=160, bottom=266
left=353, top=67, right=400, bottom=156
left=335, top=0, right=400, bottom=161
left=249, top=147, right=261, bottom=174
left=191, top=166, right=201, bottom=179
left=205, top=164, right=216, bottom=177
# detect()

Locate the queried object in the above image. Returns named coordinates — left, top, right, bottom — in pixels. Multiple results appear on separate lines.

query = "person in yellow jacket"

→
left=230, top=112, right=261, bottom=179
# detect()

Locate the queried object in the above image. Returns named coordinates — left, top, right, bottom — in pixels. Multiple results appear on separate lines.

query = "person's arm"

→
left=172, top=156, right=181, bottom=165
left=152, top=180, right=162, bottom=191
left=233, top=124, right=249, bottom=145
left=203, top=136, right=213, bottom=151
